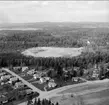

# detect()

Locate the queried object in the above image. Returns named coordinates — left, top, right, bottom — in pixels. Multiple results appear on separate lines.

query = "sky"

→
left=0, top=1, right=109, bottom=23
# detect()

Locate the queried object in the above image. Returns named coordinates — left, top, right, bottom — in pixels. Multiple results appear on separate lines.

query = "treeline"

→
left=0, top=30, right=84, bottom=53
left=27, top=98, right=59, bottom=105
left=1, top=51, right=109, bottom=69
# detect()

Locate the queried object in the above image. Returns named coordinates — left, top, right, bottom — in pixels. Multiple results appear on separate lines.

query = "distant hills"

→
left=0, top=22, right=109, bottom=30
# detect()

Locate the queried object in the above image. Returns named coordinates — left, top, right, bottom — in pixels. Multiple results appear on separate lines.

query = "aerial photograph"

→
left=0, top=1, right=109, bottom=105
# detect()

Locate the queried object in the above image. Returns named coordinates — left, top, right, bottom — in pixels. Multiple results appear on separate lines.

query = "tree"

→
left=34, top=98, right=37, bottom=105
left=37, top=98, right=41, bottom=105
left=55, top=102, right=59, bottom=105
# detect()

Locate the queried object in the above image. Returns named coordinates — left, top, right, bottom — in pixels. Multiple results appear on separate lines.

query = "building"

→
left=33, top=74, right=40, bottom=79
left=39, top=77, right=50, bottom=84
left=27, top=69, right=35, bottom=75
left=9, top=77, right=18, bottom=84
left=0, top=95, right=8, bottom=104
left=49, top=79, right=54, bottom=82
left=25, top=89, right=33, bottom=95
left=22, top=66, right=28, bottom=72
left=0, top=72, right=6, bottom=77
left=48, top=81, right=57, bottom=88
left=1, top=75, right=11, bottom=80
left=72, top=77, right=79, bottom=82
left=39, top=78, right=46, bottom=84
left=14, top=82, right=25, bottom=89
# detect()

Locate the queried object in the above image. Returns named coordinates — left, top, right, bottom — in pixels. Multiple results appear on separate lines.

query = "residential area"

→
left=0, top=68, right=39, bottom=105
left=1, top=61, right=109, bottom=105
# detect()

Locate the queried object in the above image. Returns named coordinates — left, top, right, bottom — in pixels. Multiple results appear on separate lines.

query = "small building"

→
left=92, top=70, right=99, bottom=78
left=39, top=77, right=50, bottom=84
left=15, top=82, right=25, bottom=89
left=0, top=72, right=6, bottom=77
left=0, top=95, right=8, bottom=104
left=22, top=66, right=28, bottom=72
left=13, top=67, right=22, bottom=71
left=33, top=74, right=40, bottom=79
left=27, top=69, right=35, bottom=75
left=49, top=79, right=54, bottom=82
left=43, top=77, right=50, bottom=81
left=25, top=89, right=33, bottom=95
left=48, top=82, right=57, bottom=88
left=72, top=77, right=79, bottom=82
left=1, top=75, right=11, bottom=80
left=39, top=78, right=46, bottom=84
left=9, top=77, right=18, bottom=84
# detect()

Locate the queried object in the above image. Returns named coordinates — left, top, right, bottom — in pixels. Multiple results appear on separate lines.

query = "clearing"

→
left=22, top=47, right=84, bottom=58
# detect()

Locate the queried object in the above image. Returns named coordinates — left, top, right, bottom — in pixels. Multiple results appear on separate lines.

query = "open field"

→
left=51, top=89, right=109, bottom=105
left=50, top=79, right=109, bottom=105
left=22, top=47, right=84, bottom=58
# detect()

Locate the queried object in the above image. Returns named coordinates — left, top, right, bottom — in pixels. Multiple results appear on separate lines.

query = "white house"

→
left=43, top=77, right=50, bottom=81
left=39, top=77, right=50, bottom=84
left=25, top=89, right=33, bottom=95
left=33, top=74, right=40, bottom=79
left=39, top=78, right=46, bottom=84
left=92, top=71, right=99, bottom=78
left=22, top=66, right=28, bottom=72
left=72, top=77, right=79, bottom=82
left=1, top=75, right=11, bottom=80
left=9, top=77, right=18, bottom=84
left=0, top=72, right=6, bottom=77
left=48, top=82, right=57, bottom=88
left=27, top=69, right=35, bottom=75
left=49, top=79, right=54, bottom=82
left=15, top=82, right=25, bottom=89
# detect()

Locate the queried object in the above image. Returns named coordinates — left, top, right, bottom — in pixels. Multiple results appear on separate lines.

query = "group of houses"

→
left=12, top=66, right=57, bottom=90
left=0, top=69, right=34, bottom=104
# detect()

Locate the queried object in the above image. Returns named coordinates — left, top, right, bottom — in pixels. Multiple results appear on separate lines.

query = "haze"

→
left=0, top=1, right=109, bottom=23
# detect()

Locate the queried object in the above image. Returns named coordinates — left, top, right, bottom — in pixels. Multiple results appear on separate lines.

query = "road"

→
left=2, top=68, right=43, bottom=94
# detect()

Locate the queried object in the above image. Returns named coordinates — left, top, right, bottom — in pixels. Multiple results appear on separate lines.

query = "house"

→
left=33, top=74, right=40, bottom=79
left=39, top=77, right=50, bottom=84
left=43, top=77, right=50, bottom=81
left=9, top=77, right=18, bottom=84
left=25, top=89, right=33, bottom=95
left=14, top=82, right=25, bottom=89
left=0, top=72, right=6, bottom=77
left=92, top=69, right=99, bottom=78
left=1, top=75, right=11, bottom=80
left=0, top=95, right=8, bottom=104
left=22, top=66, right=28, bottom=72
left=48, top=81, right=57, bottom=88
left=13, top=67, right=22, bottom=71
left=49, top=79, right=54, bottom=82
left=27, top=69, right=35, bottom=75
left=72, top=77, right=79, bottom=82
left=39, top=78, right=46, bottom=84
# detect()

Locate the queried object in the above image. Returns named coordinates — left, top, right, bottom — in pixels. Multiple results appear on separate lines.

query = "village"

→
left=0, top=63, right=109, bottom=104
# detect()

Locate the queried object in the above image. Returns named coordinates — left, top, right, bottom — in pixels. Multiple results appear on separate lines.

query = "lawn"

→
left=32, top=82, right=46, bottom=91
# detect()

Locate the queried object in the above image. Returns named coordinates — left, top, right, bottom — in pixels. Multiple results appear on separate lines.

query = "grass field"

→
left=50, top=79, right=109, bottom=105
left=22, top=47, right=84, bottom=58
